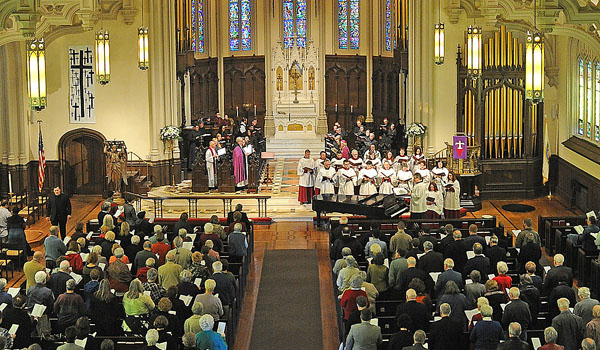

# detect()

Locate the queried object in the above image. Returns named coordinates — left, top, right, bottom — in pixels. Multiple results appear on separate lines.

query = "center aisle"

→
left=249, top=249, right=324, bottom=350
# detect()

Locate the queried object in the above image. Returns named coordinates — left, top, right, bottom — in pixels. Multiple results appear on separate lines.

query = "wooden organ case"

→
left=456, top=26, right=544, bottom=198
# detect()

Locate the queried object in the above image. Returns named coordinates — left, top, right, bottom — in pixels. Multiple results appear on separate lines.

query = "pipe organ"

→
left=396, top=0, right=408, bottom=50
left=457, top=26, right=542, bottom=160
left=175, top=0, right=192, bottom=53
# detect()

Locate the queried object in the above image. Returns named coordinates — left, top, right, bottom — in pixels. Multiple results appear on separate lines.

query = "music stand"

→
left=261, top=152, right=275, bottom=185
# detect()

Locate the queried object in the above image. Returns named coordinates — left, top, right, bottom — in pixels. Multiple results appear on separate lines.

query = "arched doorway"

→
left=58, top=129, right=106, bottom=195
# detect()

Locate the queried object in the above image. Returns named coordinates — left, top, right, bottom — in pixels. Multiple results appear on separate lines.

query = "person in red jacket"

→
left=65, top=240, right=83, bottom=274
left=493, top=261, right=513, bottom=298
left=152, top=232, right=170, bottom=266
left=340, top=275, right=369, bottom=322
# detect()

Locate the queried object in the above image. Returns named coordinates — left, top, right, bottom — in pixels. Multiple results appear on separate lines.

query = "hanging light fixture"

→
left=434, top=0, right=444, bottom=65
left=466, top=25, right=482, bottom=79
left=138, top=0, right=149, bottom=70
left=526, top=0, right=544, bottom=103
left=27, top=38, right=47, bottom=111
left=95, top=30, right=110, bottom=85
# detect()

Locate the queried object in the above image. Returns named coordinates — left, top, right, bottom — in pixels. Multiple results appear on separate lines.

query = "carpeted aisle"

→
left=249, top=249, right=323, bottom=350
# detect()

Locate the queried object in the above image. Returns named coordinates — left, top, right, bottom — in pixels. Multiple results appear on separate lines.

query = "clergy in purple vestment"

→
left=233, top=137, right=248, bottom=189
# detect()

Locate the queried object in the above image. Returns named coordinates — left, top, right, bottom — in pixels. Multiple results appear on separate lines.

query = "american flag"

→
left=38, top=126, right=46, bottom=192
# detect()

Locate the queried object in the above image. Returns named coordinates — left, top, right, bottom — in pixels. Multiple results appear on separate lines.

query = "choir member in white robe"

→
left=382, top=151, right=396, bottom=170
left=394, top=148, right=410, bottom=171
left=358, top=161, right=378, bottom=195
left=363, top=144, right=381, bottom=161
left=316, top=159, right=337, bottom=195
left=396, top=163, right=413, bottom=194
left=410, top=173, right=428, bottom=219
left=415, top=162, right=431, bottom=184
left=313, top=151, right=329, bottom=195
left=431, top=160, right=449, bottom=184
left=297, top=150, right=316, bottom=204
left=337, top=160, right=357, bottom=195
left=331, top=153, right=345, bottom=171
left=365, top=152, right=381, bottom=169
left=409, top=146, right=426, bottom=172
left=443, top=171, right=462, bottom=218
left=378, top=161, right=396, bottom=195
left=348, top=150, right=363, bottom=172
left=425, top=182, right=444, bottom=219
left=205, top=140, right=219, bottom=190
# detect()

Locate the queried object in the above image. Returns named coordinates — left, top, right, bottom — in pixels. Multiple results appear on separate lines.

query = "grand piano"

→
left=312, top=193, right=409, bottom=224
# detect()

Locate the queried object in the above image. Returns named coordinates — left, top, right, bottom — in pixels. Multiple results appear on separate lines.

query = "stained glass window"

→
left=338, top=0, right=360, bottom=49
left=384, top=0, right=393, bottom=51
left=579, top=58, right=584, bottom=135
left=283, top=0, right=307, bottom=48
left=229, top=0, right=251, bottom=51
left=191, top=0, right=205, bottom=53
left=588, top=61, right=593, bottom=138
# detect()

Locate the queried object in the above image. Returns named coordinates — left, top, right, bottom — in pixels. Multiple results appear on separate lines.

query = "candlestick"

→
left=236, top=106, right=239, bottom=118
left=254, top=105, right=257, bottom=117
left=7, top=171, right=12, bottom=194
left=335, top=104, right=338, bottom=112
left=351, top=105, right=353, bottom=113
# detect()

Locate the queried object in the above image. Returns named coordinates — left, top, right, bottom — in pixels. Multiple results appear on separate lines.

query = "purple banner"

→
left=453, top=135, right=468, bottom=159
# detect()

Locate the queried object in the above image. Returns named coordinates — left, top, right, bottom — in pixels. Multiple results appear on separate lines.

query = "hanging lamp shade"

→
left=525, top=30, right=544, bottom=103
left=95, top=30, right=110, bottom=85
left=27, top=38, right=47, bottom=110
left=138, top=26, right=149, bottom=70
left=466, top=25, right=482, bottom=78
left=434, top=22, right=445, bottom=65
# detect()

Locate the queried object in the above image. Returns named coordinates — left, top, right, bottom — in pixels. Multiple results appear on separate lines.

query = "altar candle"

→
left=335, top=104, right=338, bottom=112
left=254, top=105, right=257, bottom=117
left=236, top=106, right=239, bottom=118
left=351, top=105, right=353, bottom=113
left=7, top=171, right=12, bottom=194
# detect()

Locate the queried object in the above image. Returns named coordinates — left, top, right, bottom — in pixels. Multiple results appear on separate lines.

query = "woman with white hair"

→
left=109, top=247, right=129, bottom=265
left=195, top=314, right=228, bottom=350
left=201, top=223, right=223, bottom=253
left=145, top=329, right=159, bottom=349
left=492, top=261, right=513, bottom=297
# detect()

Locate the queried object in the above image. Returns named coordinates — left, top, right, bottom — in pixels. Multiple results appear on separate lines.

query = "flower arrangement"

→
left=159, top=125, right=181, bottom=141
left=405, top=122, right=427, bottom=137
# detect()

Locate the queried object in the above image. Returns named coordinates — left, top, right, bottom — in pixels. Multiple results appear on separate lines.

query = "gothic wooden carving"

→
left=372, top=56, right=400, bottom=126
left=189, top=58, right=219, bottom=122
left=223, top=56, right=266, bottom=128
left=324, top=55, right=367, bottom=131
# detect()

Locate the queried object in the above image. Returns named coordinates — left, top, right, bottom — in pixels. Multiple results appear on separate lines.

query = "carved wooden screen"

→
left=189, top=58, right=219, bottom=121
left=457, top=25, right=542, bottom=159
left=373, top=56, right=400, bottom=125
left=223, top=56, right=266, bottom=128
left=324, top=55, right=367, bottom=131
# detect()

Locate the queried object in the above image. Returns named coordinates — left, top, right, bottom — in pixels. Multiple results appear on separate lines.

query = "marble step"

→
left=266, top=138, right=324, bottom=158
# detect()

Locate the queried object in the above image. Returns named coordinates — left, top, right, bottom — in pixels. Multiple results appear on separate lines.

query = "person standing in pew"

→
left=389, top=221, right=412, bottom=258
left=485, top=235, right=506, bottom=273
left=386, top=314, right=413, bottom=350
left=497, top=322, right=529, bottom=350
left=417, top=227, right=439, bottom=252
left=54, top=279, right=86, bottom=332
left=515, top=218, right=541, bottom=248
left=543, top=254, right=574, bottom=295
left=465, top=271, right=487, bottom=309
left=518, top=232, right=542, bottom=273
left=551, top=297, right=585, bottom=350
left=434, top=258, right=463, bottom=296
left=405, top=238, right=422, bottom=260
left=549, top=274, right=577, bottom=318
left=469, top=304, right=505, bottom=350
left=2, top=295, right=34, bottom=349
left=429, top=303, right=464, bottom=350
left=395, top=288, right=430, bottom=332
left=463, top=224, right=487, bottom=252
left=540, top=327, right=564, bottom=350
left=463, top=243, right=491, bottom=281
left=397, top=257, right=434, bottom=298
left=501, top=287, right=532, bottom=340
left=575, top=287, right=599, bottom=325
left=331, top=227, right=363, bottom=261
left=416, top=241, right=443, bottom=273
left=444, top=230, right=468, bottom=273
left=519, top=275, right=541, bottom=327
left=344, top=309, right=383, bottom=350
left=388, top=251, right=409, bottom=296
left=437, top=224, right=456, bottom=254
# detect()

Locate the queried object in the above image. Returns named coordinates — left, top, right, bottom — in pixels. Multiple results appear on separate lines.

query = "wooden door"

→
left=61, top=134, right=105, bottom=195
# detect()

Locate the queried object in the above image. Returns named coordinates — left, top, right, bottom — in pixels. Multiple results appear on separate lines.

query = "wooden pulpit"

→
left=247, top=152, right=260, bottom=193
left=192, top=146, right=209, bottom=193
left=218, top=157, right=236, bottom=192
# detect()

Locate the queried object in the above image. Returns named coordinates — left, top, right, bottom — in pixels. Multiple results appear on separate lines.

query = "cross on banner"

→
left=69, top=46, right=96, bottom=124
left=453, top=135, right=468, bottom=160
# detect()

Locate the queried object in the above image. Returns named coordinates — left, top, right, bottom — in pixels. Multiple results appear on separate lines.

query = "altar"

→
left=272, top=102, right=318, bottom=139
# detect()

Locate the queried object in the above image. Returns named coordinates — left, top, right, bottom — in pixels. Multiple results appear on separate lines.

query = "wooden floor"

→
left=5, top=194, right=577, bottom=349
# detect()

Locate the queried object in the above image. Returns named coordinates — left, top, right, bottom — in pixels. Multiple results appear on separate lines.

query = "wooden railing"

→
left=428, top=142, right=482, bottom=175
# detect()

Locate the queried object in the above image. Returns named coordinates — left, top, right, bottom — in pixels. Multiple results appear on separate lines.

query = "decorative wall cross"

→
left=69, top=46, right=96, bottom=123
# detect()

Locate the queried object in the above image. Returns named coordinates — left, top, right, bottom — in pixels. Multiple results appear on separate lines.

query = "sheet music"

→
left=7, top=288, right=19, bottom=298
left=70, top=272, right=83, bottom=285
left=217, top=321, right=226, bottom=334
left=532, top=338, right=542, bottom=350
left=8, top=324, right=18, bottom=335
left=74, top=338, right=87, bottom=347
left=31, top=304, right=46, bottom=317
left=217, top=148, right=226, bottom=156
left=179, top=295, right=193, bottom=307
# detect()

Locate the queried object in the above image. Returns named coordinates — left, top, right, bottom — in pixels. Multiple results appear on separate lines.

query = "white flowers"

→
left=160, top=125, right=181, bottom=141
left=406, top=122, right=427, bottom=137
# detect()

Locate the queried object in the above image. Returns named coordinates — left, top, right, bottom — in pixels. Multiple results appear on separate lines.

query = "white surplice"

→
left=313, top=158, right=328, bottom=190
left=337, top=168, right=357, bottom=195
left=297, top=157, right=315, bottom=187
left=378, top=168, right=396, bottom=195
left=317, top=166, right=337, bottom=195
left=426, top=190, right=444, bottom=215
left=205, top=147, right=218, bottom=188
left=443, top=179, right=461, bottom=211
left=358, top=168, right=378, bottom=195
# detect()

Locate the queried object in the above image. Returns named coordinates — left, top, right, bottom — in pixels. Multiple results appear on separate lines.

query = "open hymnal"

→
left=575, top=225, right=585, bottom=235
left=370, top=318, right=378, bottom=326
left=187, top=234, right=197, bottom=242
left=500, top=303, right=507, bottom=310
left=532, top=338, right=542, bottom=350
left=8, top=324, right=18, bottom=336
left=74, top=338, right=87, bottom=347
left=243, top=145, right=254, bottom=155
left=587, top=211, right=597, bottom=219
left=7, top=288, right=19, bottom=298
left=544, top=265, right=551, bottom=273
left=70, top=272, right=83, bottom=285
left=98, top=263, right=106, bottom=270
left=31, top=304, right=46, bottom=317
left=156, top=342, right=167, bottom=350
left=126, top=263, right=132, bottom=271
left=179, top=295, right=193, bottom=307
left=182, top=242, right=193, bottom=251
left=217, top=148, right=227, bottom=156
left=63, top=236, right=71, bottom=245
left=485, top=236, right=491, bottom=244
left=466, top=251, right=475, bottom=259
left=194, top=278, right=202, bottom=287
left=465, top=308, right=479, bottom=322
left=143, top=291, right=151, bottom=297
left=512, top=230, right=521, bottom=237
left=80, top=253, right=89, bottom=262
left=217, top=321, right=226, bottom=335
left=429, top=272, right=441, bottom=283
left=86, top=232, right=94, bottom=240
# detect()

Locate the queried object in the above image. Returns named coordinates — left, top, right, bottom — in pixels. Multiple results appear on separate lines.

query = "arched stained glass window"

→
left=230, top=0, right=251, bottom=51
left=588, top=61, right=593, bottom=138
left=191, top=0, right=205, bottom=53
left=578, top=58, right=584, bottom=136
left=338, top=0, right=360, bottom=49
left=283, top=0, right=307, bottom=48
left=596, top=62, right=600, bottom=141
left=384, top=0, right=393, bottom=51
